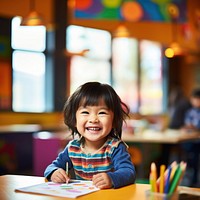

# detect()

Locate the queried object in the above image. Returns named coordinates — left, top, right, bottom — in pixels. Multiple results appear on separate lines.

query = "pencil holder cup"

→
left=145, top=190, right=179, bottom=200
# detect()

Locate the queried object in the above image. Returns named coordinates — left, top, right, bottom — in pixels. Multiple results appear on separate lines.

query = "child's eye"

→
left=81, top=111, right=89, bottom=114
left=99, top=111, right=107, bottom=115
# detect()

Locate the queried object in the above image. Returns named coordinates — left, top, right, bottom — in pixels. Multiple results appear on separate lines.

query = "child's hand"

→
left=182, top=124, right=197, bottom=132
left=51, top=168, right=70, bottom=183
left=92, top=173, right=113, bottom=189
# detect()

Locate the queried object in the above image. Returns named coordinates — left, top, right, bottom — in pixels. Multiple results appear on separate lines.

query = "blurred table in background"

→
left=122, top=129, right=200, bottom=144
left=122, top=129, right=200, bottom=187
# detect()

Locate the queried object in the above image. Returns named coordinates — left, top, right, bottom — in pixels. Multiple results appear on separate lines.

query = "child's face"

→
left=75, top=99, right=114, bottom=145
left=191, top=97, right=200, bottom=108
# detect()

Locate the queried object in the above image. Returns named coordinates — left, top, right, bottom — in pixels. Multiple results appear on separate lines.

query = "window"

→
left=11, top=16, right=47, bottom=112
left=67, top=25, right=164, bottom=114
left=112, top=37, right=138, bottom=112
left=140, top=40, right=163, bottom=114
left=112, top=37, right=163, bottom=114
left=67, top=25, right=112, bottom=93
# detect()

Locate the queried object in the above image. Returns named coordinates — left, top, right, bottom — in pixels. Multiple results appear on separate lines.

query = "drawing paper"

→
left=15, top=180, right=100, bottom=198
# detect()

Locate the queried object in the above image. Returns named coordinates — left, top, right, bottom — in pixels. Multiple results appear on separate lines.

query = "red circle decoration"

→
left=75, top=0, right=93, bottom=11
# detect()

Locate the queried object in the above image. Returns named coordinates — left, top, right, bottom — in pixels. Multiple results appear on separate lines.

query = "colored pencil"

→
left=168, top=164, right=182, bottom=195
left=149, top=161, right=187, bottom=196
left=150, top=162, right=158, bottom=192
left=164, top=165, right=172, bottom=194
left=156, top=161, right=177, bottom=186
left=159, top=165, right=166, bottom=193
left=66, top=162, right=68, bottom=176
left=170, top=162, right=178, bottom=182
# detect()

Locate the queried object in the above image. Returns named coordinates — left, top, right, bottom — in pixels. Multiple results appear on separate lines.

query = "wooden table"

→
left=1, top=175, right=150, bottom=200
left=1, top=175, right=200, bottom=200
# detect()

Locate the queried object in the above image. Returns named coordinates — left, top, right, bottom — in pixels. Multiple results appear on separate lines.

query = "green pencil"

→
left=168, top=162, right=186, bottom=195
left=168, top=164, right=181, bottom=195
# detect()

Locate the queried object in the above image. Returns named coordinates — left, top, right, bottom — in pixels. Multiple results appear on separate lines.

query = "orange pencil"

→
left=159, top=165, right=166, bottom=193
left=150, top=162, right=158, bottom=192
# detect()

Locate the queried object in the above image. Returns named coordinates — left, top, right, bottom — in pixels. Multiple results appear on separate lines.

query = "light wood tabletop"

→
left=1, top=175, right=200, bottom=200
left=0, top=175, right=150, bottom=200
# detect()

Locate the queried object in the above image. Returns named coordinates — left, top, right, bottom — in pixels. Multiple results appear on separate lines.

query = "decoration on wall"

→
left=74, top=0, right=187, bottom=23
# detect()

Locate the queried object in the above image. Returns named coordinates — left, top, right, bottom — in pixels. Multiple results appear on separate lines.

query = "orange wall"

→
left=180, top=56, right=200, bottom=97
left=0, top=0, right=200, bottom=50
left=0, top=0, right=53, bottom=26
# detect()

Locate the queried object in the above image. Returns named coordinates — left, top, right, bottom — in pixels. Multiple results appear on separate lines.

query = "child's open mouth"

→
left=86, top=127, right=101, bottom=131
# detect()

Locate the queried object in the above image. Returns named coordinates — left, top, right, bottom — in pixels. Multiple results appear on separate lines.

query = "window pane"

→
left=70, top=56, right=111, bottom=93
left=67, top=25, right=111, bottom=60
left=67, top=25, right=111, bottom=94
left=12, top=51, right=46, bottom=112
left=140, top=40, right=163, bottom=114
left=11, top=16, right=46, bottom=52
left=112, top=38, right=138, bottom=112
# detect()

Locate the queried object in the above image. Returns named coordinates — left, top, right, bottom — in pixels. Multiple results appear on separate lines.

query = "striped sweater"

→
left=44, top=137, right=136, bottom=188
left=68, top=138, right=120, bottom=180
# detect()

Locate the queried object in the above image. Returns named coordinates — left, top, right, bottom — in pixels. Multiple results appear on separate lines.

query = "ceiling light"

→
left=20, top=0, right=45, bottom=26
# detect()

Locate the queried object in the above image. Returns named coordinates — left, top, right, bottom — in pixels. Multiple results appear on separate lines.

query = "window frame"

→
left=11, top=16, right=50, bottom=113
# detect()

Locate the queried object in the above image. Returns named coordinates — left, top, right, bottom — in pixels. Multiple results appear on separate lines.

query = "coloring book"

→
left=15, top=180, right=100, bottom=198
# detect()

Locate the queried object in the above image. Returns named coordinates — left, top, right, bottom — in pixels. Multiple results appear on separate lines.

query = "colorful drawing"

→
left=16, top=180, right=100, bottom=198
left=74, top=0, right=187, bottom=23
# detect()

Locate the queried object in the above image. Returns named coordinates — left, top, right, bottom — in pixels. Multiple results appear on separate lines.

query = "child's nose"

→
left=89, top=115, right=99, bottom=123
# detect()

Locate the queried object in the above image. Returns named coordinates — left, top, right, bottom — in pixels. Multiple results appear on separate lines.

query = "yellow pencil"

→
left=170, top=162, right=178, bottom=182
left=159, top=165, right=166, bottom=193
left=150, top=162, right=158, bottom=192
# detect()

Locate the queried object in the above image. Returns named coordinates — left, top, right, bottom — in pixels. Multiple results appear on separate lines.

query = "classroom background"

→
left=0, top=0, right=200, bottom=188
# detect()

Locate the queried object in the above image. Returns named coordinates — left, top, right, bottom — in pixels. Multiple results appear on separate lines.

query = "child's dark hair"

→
left=63, top=82, right=129, bottom=138
left=191, top=88, right=200, bottom=98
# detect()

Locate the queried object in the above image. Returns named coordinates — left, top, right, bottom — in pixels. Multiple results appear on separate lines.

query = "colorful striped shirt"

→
left=44, top=137, right=136, bottom=188
left=68, top=138, right=120, bottom=180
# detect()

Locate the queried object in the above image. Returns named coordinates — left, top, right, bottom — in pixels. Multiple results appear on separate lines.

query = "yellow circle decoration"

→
left=102, top=0, right=122, bottom=8
left=168, top=3, right=179, bottom=19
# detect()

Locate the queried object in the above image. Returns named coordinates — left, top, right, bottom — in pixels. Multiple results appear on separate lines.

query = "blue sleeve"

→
left=184, top=109, right=191, bottom=125
left=44, top=145, right=72, bottom=180
left=107, top=142, right=136, bottom=188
